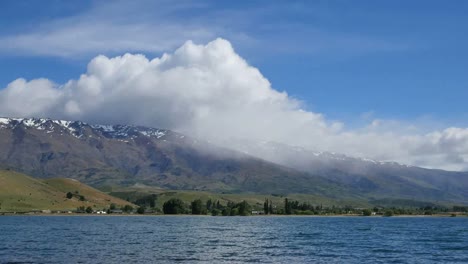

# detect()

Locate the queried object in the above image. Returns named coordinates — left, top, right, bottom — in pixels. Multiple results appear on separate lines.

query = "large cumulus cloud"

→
left=0, top=38, right=467, bottom=171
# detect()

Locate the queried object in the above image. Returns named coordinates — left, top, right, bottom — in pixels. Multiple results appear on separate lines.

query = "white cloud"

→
left=0, top=78, right=62, bottom=116
left=0, top=38, right=466, bottom=171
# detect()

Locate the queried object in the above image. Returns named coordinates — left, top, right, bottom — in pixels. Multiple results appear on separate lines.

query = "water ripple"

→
left=0, top=216, right=467, bottom=263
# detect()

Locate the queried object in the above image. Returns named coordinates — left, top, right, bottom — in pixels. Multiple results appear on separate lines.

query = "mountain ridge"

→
left=0, top=117, right=467, bottom=204
left=0, top=117, right=347, bottom=196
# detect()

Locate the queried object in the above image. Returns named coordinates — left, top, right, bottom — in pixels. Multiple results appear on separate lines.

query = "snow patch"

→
left=0, top=118, right=10, bottom=125
left=92, top=125, right=115, bottom=132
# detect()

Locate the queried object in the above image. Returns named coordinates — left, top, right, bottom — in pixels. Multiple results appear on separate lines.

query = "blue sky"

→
left=2, top=1, right=468, bottom=169
left=1, top=0, right=468, bottom=126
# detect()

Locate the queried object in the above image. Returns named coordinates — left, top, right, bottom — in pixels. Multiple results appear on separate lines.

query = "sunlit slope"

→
left=0, top=170, right=132, bottom=212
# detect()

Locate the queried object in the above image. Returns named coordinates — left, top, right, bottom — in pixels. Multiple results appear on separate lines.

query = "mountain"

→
left=236, top=141, right=468, bottom=204
left=0, top=117, right=467, bottom=205
left=0, top=117, right=346, bottom=197
left=0, top=169, right=132, bottom=212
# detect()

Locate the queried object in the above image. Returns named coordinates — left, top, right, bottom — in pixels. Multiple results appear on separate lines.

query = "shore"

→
left=1, top=212, right=466, bottom=217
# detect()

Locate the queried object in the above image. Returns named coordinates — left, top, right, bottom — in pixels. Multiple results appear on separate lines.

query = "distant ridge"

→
left=0, top=117, right=467, bottom=205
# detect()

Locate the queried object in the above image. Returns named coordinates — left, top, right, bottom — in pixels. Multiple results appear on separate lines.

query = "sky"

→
left=1, top=0, right=468, bottom=170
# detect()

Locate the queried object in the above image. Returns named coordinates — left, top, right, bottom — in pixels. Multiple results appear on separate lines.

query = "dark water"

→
left=0, top=216, right=467, bottom=263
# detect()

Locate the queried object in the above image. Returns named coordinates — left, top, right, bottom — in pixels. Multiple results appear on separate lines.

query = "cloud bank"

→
left=0, top=39, right=467, bottom=171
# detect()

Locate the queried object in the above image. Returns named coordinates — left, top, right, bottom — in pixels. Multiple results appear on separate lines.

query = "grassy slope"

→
left=0, top=170, right=133, bottom=212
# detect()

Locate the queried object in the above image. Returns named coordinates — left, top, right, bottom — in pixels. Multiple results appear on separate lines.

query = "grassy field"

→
left=0, top=170, right=133, bottom=212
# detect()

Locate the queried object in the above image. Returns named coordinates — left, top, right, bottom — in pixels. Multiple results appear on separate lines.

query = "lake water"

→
left=0, top=216, right=467, bottom=263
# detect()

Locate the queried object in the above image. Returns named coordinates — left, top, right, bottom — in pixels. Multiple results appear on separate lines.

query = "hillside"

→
left=235, top=141, right=468, bottom=204
left=0, top=117, right=467, bottom=205
left=0, top=170, right=133, bottom=212
left=0, top=117, right=351, bottom=197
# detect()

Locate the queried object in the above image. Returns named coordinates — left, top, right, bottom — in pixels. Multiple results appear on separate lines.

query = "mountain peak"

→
left=0, top=117, right=169, bottom=140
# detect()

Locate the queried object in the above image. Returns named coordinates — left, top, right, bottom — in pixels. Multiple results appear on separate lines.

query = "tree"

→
left=110, top=203, right=116, bottom=210
left=206, top=199, right=213, bottom=211
left=211, top=208, right=220, bottom=216
left=264, top=199, right=269, bottom=215
left=222, top=207, right=230, bottom=216
left=269, top=200, right=273, bottom=214
left=85, top=206, right=93, bottom=214
left=66, top=192, right=73, bottom=199
left=384, top=210, right=394, bottom=217
left=191, top=199, right=204, bottom=215
left=362, top=209, right=372, bottom=216
left=284, top=198, right=292, bottom=215
left=137, top=207, right=145, bottom=214
left=122, top=205, right=134, bottom=213
left=163, top=198, right=186, bottom=214
left=149, top=198, right=156, bottom=208
left=79, top=195, right=85, bottom=201
left=135, top=194, right=157, bottom=208
left=238, top=201, right=251, bottom=216
left=230, top=208, right=239, bottom=216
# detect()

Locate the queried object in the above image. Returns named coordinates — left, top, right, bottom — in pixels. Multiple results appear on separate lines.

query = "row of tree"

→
left=106, top=193, right=468, bottom=216
left=272, top=198, right=466, bottom=216
left=76, top=204, right=136, bottom=214
left=162, top=198, right=252, bottom=216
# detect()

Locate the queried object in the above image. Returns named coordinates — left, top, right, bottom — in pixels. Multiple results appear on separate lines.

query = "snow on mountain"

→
left=0, top=117, right=168, bottom=140
left=0, top=117, right=80, bottom=137
left=1, top=117, right=467, bottom=204
left=0, top=117, right=415, bottom=169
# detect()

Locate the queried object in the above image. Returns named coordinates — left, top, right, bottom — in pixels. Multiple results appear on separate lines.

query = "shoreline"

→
left=1, top=213, right=466, bottom=218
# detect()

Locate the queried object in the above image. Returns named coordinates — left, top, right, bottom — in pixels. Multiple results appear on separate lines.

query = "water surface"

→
left=1, top=216, right=467, bottom=263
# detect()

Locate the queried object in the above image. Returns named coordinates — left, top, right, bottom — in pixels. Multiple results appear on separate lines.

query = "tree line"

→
left=163, top=198, right=252, bottom=216
left=79, top=192, right=468, bottom=216
left=161, top=197, right=467, bottom=216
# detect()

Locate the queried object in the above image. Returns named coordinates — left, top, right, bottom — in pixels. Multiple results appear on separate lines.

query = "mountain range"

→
left=0, top=117, right=467, bottom=205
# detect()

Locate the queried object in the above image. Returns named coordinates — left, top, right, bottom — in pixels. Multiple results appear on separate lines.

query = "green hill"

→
left=0, top=170, right=133, bottom=212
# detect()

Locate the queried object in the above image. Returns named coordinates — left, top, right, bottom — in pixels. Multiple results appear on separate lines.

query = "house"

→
left=251, top=210, right=265, bottom=215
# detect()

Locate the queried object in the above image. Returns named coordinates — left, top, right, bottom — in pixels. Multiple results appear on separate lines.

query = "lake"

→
left=1, top=216, right=467, bottom=263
